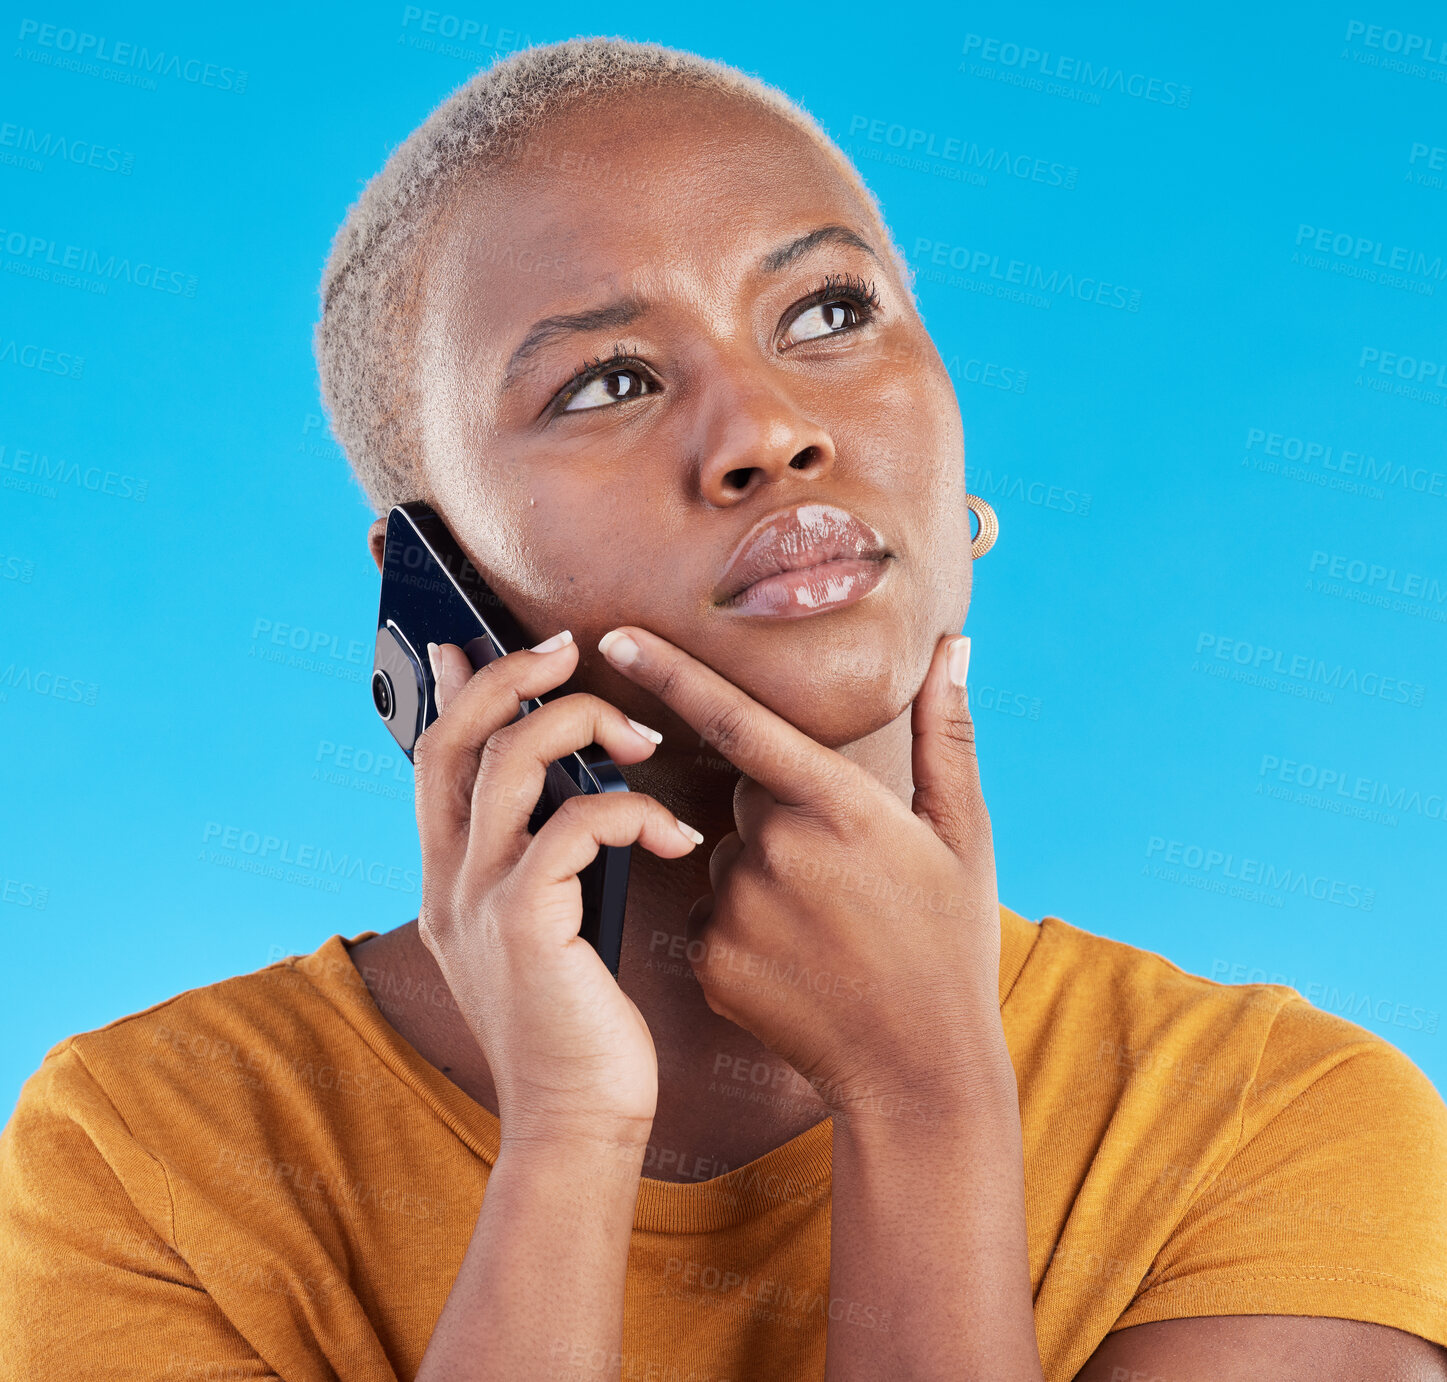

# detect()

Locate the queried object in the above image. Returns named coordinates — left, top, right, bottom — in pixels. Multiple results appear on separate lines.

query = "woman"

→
left=2, top=36, right=1445, bottom=1382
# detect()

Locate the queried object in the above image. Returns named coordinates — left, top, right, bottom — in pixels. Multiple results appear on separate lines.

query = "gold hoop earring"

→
left=965, top=493, right=999, bottom=560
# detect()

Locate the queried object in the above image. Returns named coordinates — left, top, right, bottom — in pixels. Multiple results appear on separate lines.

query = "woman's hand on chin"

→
left=412, top=634, right=702, bottom=1156
left=596, top=625, right=1008, bottom=1125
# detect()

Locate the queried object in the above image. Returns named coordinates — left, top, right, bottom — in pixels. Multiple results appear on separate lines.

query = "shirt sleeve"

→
left=1110, top=998, right=1447, bottom=1349
left=0, top=1043, right=283, bottom=1382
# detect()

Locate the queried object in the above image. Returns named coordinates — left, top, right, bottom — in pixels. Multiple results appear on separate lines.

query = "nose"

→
left=694, top=355, right=836, bottom=506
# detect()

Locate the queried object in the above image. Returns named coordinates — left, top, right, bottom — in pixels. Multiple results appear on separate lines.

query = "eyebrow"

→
left=758, top=223, right=879, bottom=273
left=500, top=298, right=646, bottom=394
left=500, top=224, right=880, bottom=394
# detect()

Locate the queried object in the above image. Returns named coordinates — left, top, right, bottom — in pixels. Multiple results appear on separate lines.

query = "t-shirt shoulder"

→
left=1028, top=910, right=1409, bottom=1070
left=36, top=939, right=390, bottom=1134
left=1023, top=914, right=1447, bottom=1351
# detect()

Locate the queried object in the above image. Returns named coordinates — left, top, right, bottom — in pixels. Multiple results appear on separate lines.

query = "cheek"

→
left=461, top=486, right=657, bottom=643
left=865, top=355, right=971, bottom=605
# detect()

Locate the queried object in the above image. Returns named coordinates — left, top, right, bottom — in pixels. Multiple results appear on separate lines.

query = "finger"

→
left=731, top=775, right=775, bottom=845
left=517, top=792, right=702, bottom=941
left=412, top=633, right=579, bottom=874
left=427, top=641, right=473, bottom=714
left=466, top=692, right=666, bottom=878
left=910, top=633, right=990, bottom=854
left=596, top=625, right=861, bottom=811
left=708, top=830, right=745, bottom=894
left=686, top=892, right=715, bottom=945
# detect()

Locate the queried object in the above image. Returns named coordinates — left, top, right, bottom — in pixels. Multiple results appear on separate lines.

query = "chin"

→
left=714, top=623, right=928, bottom=749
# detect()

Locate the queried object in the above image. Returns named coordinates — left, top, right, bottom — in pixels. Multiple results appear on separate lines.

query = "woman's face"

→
left=407, top=86, right=970, bottom=749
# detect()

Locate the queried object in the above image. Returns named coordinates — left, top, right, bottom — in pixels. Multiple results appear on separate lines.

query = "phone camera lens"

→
left=371, top=669, right=395, bottom=720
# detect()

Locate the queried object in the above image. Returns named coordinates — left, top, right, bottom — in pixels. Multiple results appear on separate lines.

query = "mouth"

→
left=712, top=502, right=893, bottom=619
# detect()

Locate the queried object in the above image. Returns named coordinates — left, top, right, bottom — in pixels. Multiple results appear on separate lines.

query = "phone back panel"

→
left=372, top=502, right=631, bottom=975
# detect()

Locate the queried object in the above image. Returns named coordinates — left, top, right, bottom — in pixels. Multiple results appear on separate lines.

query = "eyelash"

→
left=803, top=271, right=883, bottom=323
left=548, top=271, right=884, bottom=414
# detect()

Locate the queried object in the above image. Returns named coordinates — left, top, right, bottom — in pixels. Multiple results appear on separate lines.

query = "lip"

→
left=712, top=502, right=892, bottom=619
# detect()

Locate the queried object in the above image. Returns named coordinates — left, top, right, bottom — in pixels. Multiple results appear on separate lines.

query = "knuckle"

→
left=650, top=658, right=687, bottom=709
left=701, top=700, right=750, bottom=756
left=477, top=720, right=520, bottom=771
left=549, top=793, right=591, bottom=831
left=939, top=709, right=979, bottom=755
left=750, top=814, right=788, bottom=860
left=411, top=723, right=442, bottom=773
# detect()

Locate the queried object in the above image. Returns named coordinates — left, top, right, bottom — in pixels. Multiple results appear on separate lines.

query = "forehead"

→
left=423, top=88, right=880, bottom=357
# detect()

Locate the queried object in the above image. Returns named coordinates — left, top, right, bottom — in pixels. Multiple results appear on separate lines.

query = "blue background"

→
left=3, top=1, right=1445, bottom=1119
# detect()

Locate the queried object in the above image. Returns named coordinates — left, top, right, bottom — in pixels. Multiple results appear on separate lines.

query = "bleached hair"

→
left=313, top=35, right=913, bottom=515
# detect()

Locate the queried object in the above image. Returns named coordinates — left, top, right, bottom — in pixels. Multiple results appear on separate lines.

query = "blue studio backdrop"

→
left=3, top=2, right=1446, bottom=1117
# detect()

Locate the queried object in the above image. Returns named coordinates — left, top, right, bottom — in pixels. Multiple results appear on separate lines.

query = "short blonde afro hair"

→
left=313, top=35, right=912, bottom=515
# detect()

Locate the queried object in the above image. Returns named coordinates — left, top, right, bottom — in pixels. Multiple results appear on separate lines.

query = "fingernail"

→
left=529, top=629, right=573, bottom=654
left=947, top=635, right=970, bottom=689
left=625, top=716, right=663, bottom=745
left=427, top=643, right=447, bottom=711
left=599, top=629, right=640, bottom=667
left=675, top=818, right=704, bottom=845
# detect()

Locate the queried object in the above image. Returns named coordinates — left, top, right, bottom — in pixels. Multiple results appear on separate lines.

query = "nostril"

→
left=789, top=446, right=819, bottom=470
left=724, top=467, right=754, bottom=490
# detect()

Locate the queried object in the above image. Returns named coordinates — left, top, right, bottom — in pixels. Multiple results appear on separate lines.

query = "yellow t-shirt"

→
left=2, top=906, right=1445, bottom=1382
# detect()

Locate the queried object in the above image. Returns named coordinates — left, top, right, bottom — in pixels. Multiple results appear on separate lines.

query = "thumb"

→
left=910, top=634, right=991, bottom=855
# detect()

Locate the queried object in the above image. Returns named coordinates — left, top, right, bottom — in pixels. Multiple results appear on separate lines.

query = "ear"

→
left=367, top=517, right=388, bottom=573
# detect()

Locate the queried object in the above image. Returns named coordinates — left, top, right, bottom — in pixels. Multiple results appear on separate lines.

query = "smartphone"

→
left=370, top=501, right=632, bottom=977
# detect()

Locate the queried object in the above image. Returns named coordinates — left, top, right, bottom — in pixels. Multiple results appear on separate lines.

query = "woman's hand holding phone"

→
left=413, top=632, right=700, bottom=1155
left=413, top=635, right=702, bottom=1382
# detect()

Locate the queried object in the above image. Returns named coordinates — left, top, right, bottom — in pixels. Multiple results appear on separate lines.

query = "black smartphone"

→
left=370, top=501, right=632, bottom=977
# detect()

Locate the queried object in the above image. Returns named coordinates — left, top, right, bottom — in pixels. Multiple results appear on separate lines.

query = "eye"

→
left=780, top=272, right=882, bottom=349
left=555, top=353, right=658, bottom=414
left=786, top=300, right=861, bottom=344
